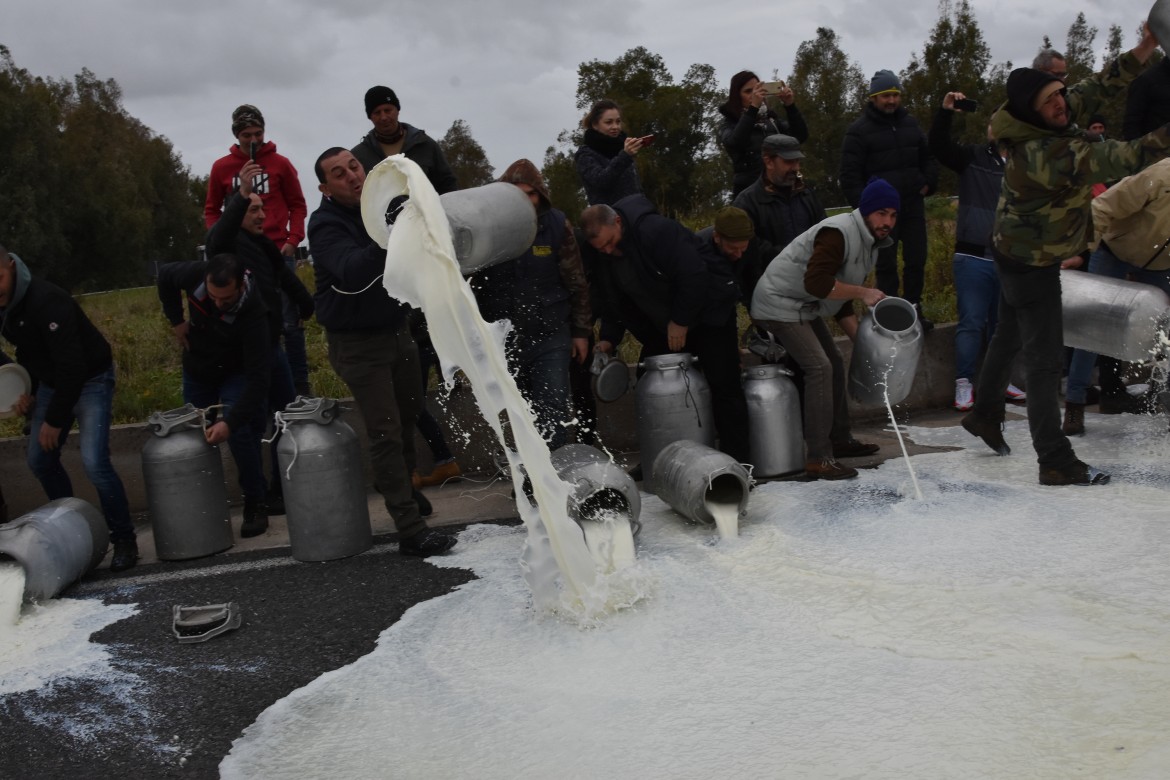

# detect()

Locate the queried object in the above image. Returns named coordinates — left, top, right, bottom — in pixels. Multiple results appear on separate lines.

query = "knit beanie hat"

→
left=713, top=207, right=755, bottom=240
left=231, top=105, right=265, bottom=136
left=365, top=86, right=401, bottom=117
left=1005, top=68, right=1063, bottom=128
left=868, top=70, right=902, bottom=97
left=858, top=177, right=900, bottom=216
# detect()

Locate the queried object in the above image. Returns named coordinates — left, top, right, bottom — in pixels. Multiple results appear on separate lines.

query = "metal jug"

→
left=743, top=364, right=804, bottom=477
left=0, top=498, right=109, bottom=602
left=549, top=444, right=642, bottom=536
left=848, top=297, right=923, bottom=406
left=142, top=404, right=234, bottom=560
left=651, top=440, right=751, bottom=535
left=635, top=352, right=715, bottom=489
left=1061, top=270, right=1170, bottom=362
left=276, top=397, right=372, bottom=562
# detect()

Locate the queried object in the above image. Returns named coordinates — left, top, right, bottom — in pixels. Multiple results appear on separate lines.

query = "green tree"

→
left=541, top=139, right=586, bottom=221
left=899, top=1, right=992, bottom=135
left=438, top=119, right=495, bottom=189
left=787, top=27, right=866, bottom=206
left=572, top=47, right=725, bottom=220
left=1064, top=12, right=1099, bottom=85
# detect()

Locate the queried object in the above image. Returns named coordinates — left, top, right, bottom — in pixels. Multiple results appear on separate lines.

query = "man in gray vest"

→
left=750, top=178, right=897, bottom=481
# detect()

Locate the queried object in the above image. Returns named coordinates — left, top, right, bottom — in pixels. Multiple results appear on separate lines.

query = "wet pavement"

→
left=0, top=408, right=998, bottom=779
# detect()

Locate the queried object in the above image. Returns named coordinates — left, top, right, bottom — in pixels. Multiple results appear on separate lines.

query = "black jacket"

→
left=928, top=108, right=1004, bottom=256
left=204, top=192, right=314, bottom=344
left=732, top=176, right=826, bottom=269
left=591, top=195, right=712, bottom=345
left=1124, top=58, right=1170, bottom=139
left=157, top=262, right=270, bottom=432
left=0, top=277, right=113, bottom=429
left=351, top=124, right=458, bottom=194
left=718, top=103, right=809, bottom=196
left=694, top=227, right=749, bottom=314
left=840, top=103, right=938, bottom=206
left=308, top=195, right=410, bottom=333
left=575, top=129, right=642, bottom=206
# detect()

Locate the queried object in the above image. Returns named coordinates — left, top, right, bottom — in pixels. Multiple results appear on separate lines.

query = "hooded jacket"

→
left=0, top=254, right=114, bottom=429
left=574, top=129, right=642, bottom=206
left=470, top=159, right=592, bottom=347
left=992, top=52, right=1170, bottom=267
left=157, top=262, right=271, bottom=432
left=205, top=192, right=315, bottom=345
left=351, top=123, right=458, bottom=194
left=840, top=103, right=938, bottom=206
left=204, top=141, right=307, bottom=248
left=590, top=194, right=712, bottom=345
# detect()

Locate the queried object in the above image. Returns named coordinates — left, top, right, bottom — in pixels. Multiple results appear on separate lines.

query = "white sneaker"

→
left=954, top=378, right=974, bottom=411
left=1005, top=384, right=1027, bottom=402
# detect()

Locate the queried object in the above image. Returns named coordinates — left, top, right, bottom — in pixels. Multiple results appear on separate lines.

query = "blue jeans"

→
left=1067, top=246, right=1170, bottom=404
left=953, top=253, right=1000, bottom=380
left=182, top=370, right=268, bottom=500
left=511, top=332, right=572, bottom=450
left=27, top=366, right=135, bottom=541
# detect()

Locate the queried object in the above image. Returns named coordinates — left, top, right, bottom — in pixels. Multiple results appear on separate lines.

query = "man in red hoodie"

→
left=205, top=104, right=311, bottom=394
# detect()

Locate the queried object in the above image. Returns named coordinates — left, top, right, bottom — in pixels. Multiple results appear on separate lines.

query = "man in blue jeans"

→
left=0, top=244, right=138, bottom=571
left=157, top=253, right=272, bottom=537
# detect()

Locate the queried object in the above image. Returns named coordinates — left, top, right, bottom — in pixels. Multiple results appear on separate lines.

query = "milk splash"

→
left=361, top=157, right=641, bottom=619
left=706, top=500, right=739, bottom=539
left=579, top=510, right=636, bottom=574
left=0, top=560, right=26, bottom=627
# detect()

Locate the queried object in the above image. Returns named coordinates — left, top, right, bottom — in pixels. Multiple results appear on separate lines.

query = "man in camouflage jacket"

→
left=962, top=26, right=1168, bottom=486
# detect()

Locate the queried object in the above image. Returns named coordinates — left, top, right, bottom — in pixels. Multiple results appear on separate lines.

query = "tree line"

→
left=0, top=2, right=1150, bottom=291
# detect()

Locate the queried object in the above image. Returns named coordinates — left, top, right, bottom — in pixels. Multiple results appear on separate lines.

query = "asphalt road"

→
left=0, top=530, right=485, bottom=780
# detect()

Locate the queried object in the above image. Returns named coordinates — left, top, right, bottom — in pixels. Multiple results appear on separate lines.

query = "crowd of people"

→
left=4, top=24, right=1170, bottom=570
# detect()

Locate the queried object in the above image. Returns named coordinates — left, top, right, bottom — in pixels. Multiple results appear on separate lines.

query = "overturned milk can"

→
left=550, top=444, right=642, bottom=536
left=651, top=440, right=751, bottom=536
left=1061, top=270, right=1170, bottom=362
left=743, top=364, right=804, bottom=478
left=636, top=352, right=715, bottom=489
left=142, top=404, right=234, bottom=560
left=0, top=498, right=109, bottom=602
left=848, top=297, right=923, bottom=406
left=276, top=397, right=372, bottom=562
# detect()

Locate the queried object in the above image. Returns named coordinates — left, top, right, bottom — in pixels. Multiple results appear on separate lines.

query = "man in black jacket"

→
left=732, top=134, right=827, bottom=303
left=580, top=196, right=750, bottom=464
left=308, top=147, right=456, bottom=558
left=840, top=70, right=938, bottom=328
left=351, top=86, right=458, bottom=193
left=0, top=245, right=138, bottom=571
left=157, top=253, right=272, bottom=538
left=204, top=161, right=315, bottom=512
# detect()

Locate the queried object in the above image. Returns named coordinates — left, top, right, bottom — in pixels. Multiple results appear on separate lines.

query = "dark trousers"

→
left=641, top=320, right=751, bottom=464
left=568, top=334, right=599, bottom=445
left=327, top=325, right=426, bottom=538
left=973, top=261, right=1076, bottom=469
left=874, top=196, right=927, bottom=304
left=415, top=337, right=454, bottom=464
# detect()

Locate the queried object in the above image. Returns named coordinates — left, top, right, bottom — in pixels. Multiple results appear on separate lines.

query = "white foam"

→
left=0, top=561, right=25, bottom=627
left=221, top=414, right=1170, bottom=778
left=0, top=595, right=138, bottom=696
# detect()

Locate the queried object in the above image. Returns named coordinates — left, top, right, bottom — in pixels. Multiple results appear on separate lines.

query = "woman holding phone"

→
left=719, top=70, right=808, bottom=196
left=574, top=99, right=644, bottom=206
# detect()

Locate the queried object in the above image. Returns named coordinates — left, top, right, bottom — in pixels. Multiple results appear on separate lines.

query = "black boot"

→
left=413, top=489, right=433, bottom=518
left=110, top=538, right=139, bottom=572
left=240, top=497, right=269, bottom=538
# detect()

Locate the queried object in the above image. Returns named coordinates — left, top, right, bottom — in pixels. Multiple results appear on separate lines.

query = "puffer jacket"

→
left=840, top=103, right=938, bottom=206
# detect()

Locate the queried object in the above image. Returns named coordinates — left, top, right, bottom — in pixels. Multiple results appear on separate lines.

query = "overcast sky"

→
left=0, top=0, right=1153, bottom=214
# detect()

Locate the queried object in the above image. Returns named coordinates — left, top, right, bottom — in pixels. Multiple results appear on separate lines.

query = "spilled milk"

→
left=0, top=561, right=25, bottom=627
left=579, top=510, right=636, bottom=574
left=361, top=157, right=642, bottom=619
left=707, top=500, right=739, bottom=539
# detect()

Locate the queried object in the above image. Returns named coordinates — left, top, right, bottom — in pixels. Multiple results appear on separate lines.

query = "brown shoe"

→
left=832, top=439, right=880, bottom=458
left=1061, top=402, right=1085, bottom=436
left=805, top=458, right=858, bottom=481
left=417, top=460, right=463, bottom=487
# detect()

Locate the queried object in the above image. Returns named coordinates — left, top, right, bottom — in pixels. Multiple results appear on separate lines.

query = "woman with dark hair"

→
left=574, top=99, right=644, bottom=205
left=719, top=70, right=808, bottom=196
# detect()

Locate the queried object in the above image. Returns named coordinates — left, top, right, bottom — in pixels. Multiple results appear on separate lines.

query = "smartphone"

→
left=638, top=134, right=656, bottom=147
left=762, top=81, right=786, bottom=95
left=954, top=97, right=978, bottom=112
left=248, top=141, right=258, bottom=160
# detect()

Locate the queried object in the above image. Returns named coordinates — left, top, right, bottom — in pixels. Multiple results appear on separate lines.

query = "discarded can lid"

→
left=591, top=352, right=630, bottom=403
left=172, top=602, right=242, bottom=643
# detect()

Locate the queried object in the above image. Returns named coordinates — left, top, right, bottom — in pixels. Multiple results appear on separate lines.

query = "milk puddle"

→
left=223, top=413, right=1170, bottom=778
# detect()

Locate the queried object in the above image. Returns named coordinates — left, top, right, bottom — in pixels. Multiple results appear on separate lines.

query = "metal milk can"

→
left=635, top=352, right=715, bottom=489
left=743, top=364, right=804, bottom=477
